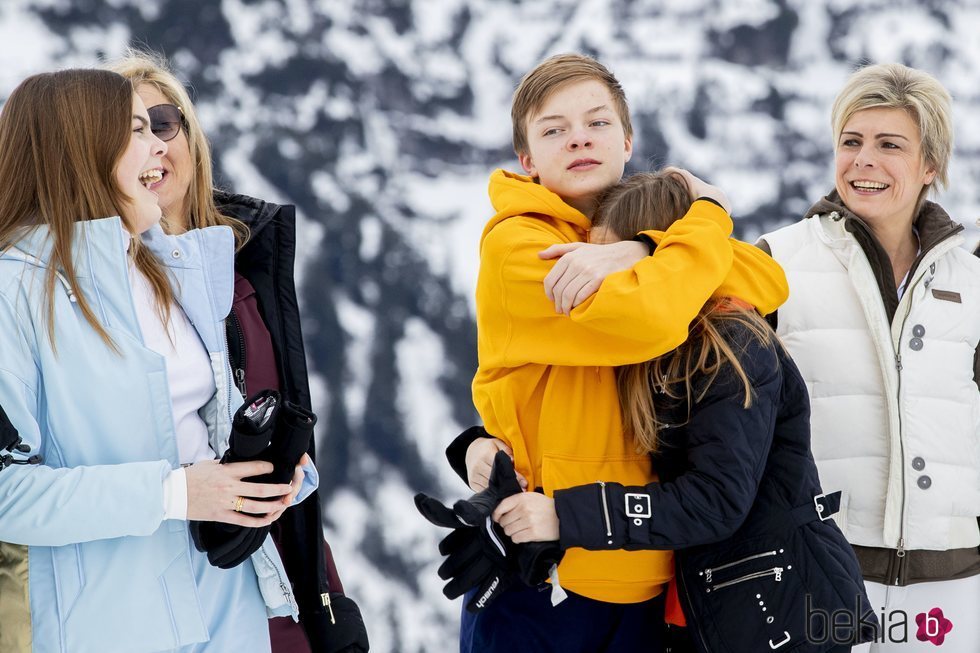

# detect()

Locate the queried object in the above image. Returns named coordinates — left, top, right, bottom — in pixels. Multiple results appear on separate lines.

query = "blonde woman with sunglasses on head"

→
left=107, top=50, right=369, bottom=653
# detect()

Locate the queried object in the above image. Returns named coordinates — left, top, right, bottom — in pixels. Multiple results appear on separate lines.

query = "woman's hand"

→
left=185, top=459, right=292, bottom=527
left=492, top=492, right=559, bottom=543
left=538, top=240, right=648, bottom=315
left=663, top=166, right=731, bottom=214
left=465, top=437, right=528, bottom=493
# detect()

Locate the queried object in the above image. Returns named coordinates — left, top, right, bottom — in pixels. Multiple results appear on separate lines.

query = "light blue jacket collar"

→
left=5, top=217, right=235, bottom=346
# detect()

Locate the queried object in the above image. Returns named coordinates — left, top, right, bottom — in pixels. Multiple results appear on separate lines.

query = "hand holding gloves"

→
left=416, top=449, right=564, bottom=612
left=415, top=450, right=520, bottom=612
left=191, top=389, right=315, bottom=569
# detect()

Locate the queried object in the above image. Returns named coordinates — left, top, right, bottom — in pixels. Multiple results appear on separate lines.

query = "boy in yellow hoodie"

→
left=448, top=54, right=788, bottom=652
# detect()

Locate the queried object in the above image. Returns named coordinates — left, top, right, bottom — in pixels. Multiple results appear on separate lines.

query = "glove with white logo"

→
left=415, top=451, right=523, bottom=612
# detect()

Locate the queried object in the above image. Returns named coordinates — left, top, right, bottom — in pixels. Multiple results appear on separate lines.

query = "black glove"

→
left=303, top=593, right=370, bottom=653
left=456, top=451, right=563, bottom=587
left=462, top=451, right=565, bottom=587
left=515, top=540, right=565, bottom=587
left=415, top=451, right=523, bottom=612
left=226, top=389, right=281, bottom=458
left=190, top=390, right=280, bottom=568
left=245, top=399, right=316, bottom=485
left=453, top=450, right=523, bottom=526
left=438, top=524, right=515, bottom=612
left=191, top=390, right=316, bottom=569
left=457, top=452, right=563, bottom=587
left=449, top=453, right=564, bottom=589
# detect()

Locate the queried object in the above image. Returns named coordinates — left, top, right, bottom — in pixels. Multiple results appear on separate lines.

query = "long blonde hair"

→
left=592, top=170, right=776, bottom=454
left=0, top=69, right=175, bottom=352
left=107, top=49, right=247, bottom=245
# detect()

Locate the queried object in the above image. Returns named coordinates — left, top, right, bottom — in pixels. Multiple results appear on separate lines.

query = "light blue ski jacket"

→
left=0, top=217, right=317, bottom=652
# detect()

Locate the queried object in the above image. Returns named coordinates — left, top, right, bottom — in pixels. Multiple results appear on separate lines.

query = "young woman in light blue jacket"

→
left=0, top=69, right=317, bottom=652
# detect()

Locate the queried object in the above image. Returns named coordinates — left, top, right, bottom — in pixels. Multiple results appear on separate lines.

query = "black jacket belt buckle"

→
left=625, top=493, right=652, bottom=526
left=813, top=491, right=841, bottom=521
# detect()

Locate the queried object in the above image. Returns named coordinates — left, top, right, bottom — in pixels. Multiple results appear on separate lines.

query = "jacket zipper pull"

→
left=234, top=368, right=247, bottom=396
left=895, top=353, right=902, bottom=372
left=598, top=481, right=613, bottom=545
left=322, top=592, right=336, bottom=624
left=894, top=539, right=907, bottom=585
left=279, top=581, right=297, bottom=613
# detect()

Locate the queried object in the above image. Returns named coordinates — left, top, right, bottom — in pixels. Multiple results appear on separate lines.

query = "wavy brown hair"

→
left=0, top=69, right=175, bottom=352
left=592, top=170, right=776, bottom=454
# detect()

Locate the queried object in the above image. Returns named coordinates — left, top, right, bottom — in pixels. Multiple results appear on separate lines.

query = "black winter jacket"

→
left=554, top=324, right=876, bottom=653
left=216, top=191, right=364, bottom=651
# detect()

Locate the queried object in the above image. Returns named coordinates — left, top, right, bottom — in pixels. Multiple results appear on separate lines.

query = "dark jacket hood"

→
left=213, top=190, right=285, bottom=239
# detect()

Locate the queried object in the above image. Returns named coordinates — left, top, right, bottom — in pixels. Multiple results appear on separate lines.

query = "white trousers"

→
left=852, top=574, right=980, bottom=653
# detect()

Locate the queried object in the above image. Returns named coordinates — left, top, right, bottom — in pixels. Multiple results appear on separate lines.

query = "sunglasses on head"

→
left=147, top=103, right=186, bottom=142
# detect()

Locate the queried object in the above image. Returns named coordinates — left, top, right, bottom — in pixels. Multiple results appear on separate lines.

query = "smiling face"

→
left=136, top=83, right=193, bottom=228
left=115, top=93, right=167, bottom=234
left=519, top=79, right=633, bottom=217
left=835, top=107, right=936, bottom=229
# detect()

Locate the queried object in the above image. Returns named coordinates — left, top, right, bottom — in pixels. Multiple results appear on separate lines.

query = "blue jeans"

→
left=460, top=583, right=666, bottom=653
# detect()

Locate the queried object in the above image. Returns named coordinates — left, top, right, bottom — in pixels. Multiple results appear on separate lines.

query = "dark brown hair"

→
left=593, top=170, right=776, bottom=454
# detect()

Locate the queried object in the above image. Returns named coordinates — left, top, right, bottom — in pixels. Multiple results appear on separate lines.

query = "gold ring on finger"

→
left=234, top=496, right=245, bottom=513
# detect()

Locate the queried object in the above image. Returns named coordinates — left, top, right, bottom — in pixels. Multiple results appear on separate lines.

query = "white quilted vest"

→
left=764, top=214, right=980, bottom=551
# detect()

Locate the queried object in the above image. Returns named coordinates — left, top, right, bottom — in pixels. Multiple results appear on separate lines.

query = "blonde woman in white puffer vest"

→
left=760, top=64, right=980, bottom=652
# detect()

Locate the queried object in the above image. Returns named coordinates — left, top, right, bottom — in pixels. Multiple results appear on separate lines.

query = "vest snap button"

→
left=917, top=475, right=932, bottom=489
left=912, top=324, right=925, bottom=338
left=911, top=457, right=925, bottom=471
left=171, top=249, right=181, bottom=259
left=909, top=337, right=923, bottom=351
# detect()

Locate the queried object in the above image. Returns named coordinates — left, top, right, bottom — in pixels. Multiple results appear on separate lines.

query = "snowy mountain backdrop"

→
left=1, top=1, right=978, bottom=650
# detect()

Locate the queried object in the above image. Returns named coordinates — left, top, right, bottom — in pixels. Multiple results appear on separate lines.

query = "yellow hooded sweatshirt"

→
left=473, top=169, right=789, bottom=604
